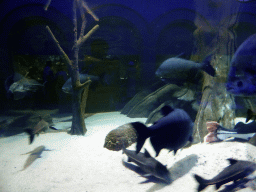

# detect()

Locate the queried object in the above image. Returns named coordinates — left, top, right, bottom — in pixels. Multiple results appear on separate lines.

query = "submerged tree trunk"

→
left=45, top=0, right=99, bottom=135
left=192, top=0, right=240, bottom=143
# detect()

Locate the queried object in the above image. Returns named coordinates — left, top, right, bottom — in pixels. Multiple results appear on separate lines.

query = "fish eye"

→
left=237, top=81, right=243, bottom=87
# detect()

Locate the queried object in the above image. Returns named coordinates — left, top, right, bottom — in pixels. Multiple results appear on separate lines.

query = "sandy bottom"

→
left=1, top=112, right=256, bottom=192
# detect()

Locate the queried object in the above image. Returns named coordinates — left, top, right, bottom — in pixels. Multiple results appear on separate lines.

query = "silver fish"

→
left=24, top=116, right=57, bottom=144
left=122, top=147, right=171, bottom=183
left=6, top=73, right=43, bottom=100
left=194, top=159, right=256, bottom=191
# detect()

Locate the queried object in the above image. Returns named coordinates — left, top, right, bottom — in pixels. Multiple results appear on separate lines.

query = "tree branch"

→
left=45, top=26, right=72, bottom=68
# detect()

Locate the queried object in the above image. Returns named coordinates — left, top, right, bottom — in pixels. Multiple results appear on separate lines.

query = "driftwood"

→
left=45, top=0, right=99, bottom=135
left=192, top=0, right=239, bottom=143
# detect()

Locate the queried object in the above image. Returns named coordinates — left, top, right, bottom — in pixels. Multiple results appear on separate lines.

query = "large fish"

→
left=24, top=116, right=57, bottom=144
left=194, top=159, right=256, bottom=191
left=122, top=147, right=171, bottom=183
left=155, top=55, right=215, bottom=85
left=226, top=33, right=256, bottom=96
left=20, top=145, right=52, bottom=171
left=62, top=73, right=99, bottom=94
left=132, top=105, right=194, bottom=156
left=5, top=72, right=43, bottom=100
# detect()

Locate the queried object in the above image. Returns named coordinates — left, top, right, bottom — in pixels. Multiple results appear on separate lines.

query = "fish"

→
left=132, top=105, right=194, bottom=156
left=155, top=54, right=215, bottom=85
left=247, top=109, right=256, bottom=122
left=226, top=33, right=256, bottom=96
left=6, top=72, right=43, bottom=100
left=20, top=145, right=52, bottom=171
left=194, top=158, right=256, bottom=192
left=24, top=116, right=58, bottom=144
left=62, top=73, right=99, bottom=94
left=122, top=147, right=171, bottom=183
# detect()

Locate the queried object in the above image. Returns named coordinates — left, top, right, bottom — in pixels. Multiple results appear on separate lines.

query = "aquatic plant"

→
left=45, top=0, right=99, bottom=135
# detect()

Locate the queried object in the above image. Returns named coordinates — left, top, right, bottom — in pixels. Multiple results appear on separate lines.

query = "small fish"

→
left=194, top=159, right=256, bottom=191
left=20, top=145, right=52, bottom=171
left=155, top=54, right=215, bottom=85
left=122, top=147, right=171, bottom=183
left=132, top=105, right=194, bottom=156
left=226, top=33, right=256, bottom=96
left=62, top=73, right=99, bottom=94
left=247, top=109, right=256, bottom=122
left=6, top=72, right=43, bottom=100
left=24, top=116, right=57, bottom=144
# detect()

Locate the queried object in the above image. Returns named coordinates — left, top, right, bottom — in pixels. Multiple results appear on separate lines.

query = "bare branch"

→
left=73, top=0, right=78, bottom=43
left=78, top=0, right=87, bottom=39
left=75, top=79, right=92, bottom=91
left=44, top=0, right=52, bottom=11
left=81, top=0, right=99, bottom=21
left=76, top=24, right=99, bottom=48
left=46, top=26, right=72, bottom=67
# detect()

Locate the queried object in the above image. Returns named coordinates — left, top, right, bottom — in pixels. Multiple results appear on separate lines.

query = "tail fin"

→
left=201, top=55, right=215, bottom=77
left=24, top=129, right=35, bottom=144
left=246, top=109, right=253, bottom=123
left=131, top=122, right=150, bottom=154
left=194, top=174, right=208, bottom=192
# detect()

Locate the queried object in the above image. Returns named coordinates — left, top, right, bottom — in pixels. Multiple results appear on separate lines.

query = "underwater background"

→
left=1, top=0, right=256, bottom=191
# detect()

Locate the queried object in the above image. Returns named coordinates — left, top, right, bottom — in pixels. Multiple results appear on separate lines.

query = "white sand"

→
left=1, top=112, right=256, bottom=192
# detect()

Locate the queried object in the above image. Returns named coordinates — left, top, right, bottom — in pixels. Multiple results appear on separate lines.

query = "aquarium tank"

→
left=1, top=0, right=256, bottom=191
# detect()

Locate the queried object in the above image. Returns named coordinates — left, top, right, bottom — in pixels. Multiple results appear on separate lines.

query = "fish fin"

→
left=247, top=109, right=253, bottom=123
left=24, top=129, right=35, bottom=144
left=173, top=150, right=177, bottom=155
left=142, top=174, right=152, bottom=177
left=227, top=158, right=238, bottom=165
left=161, top=105, right=174, bottom=116
left=194, top=174, right=208, bottom=192
left=144, top=149, right=152, bottom=158
left=13, top=72, right=25, bottom=82
left=150, top=137, right=161, bottom=157
left=49, top=126, right=58, bottom=130
left=215, top=182, right=222, bottom=190
left=201, top=54, right=215, bottom=77
left=174, top=52, right=184, bottom=58
left=131, top=122, right=150, bottom=153
left=127, top=157, right=132, bottom=162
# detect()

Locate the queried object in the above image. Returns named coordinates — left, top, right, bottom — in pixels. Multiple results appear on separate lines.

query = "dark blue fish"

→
left=226, top=33, right=256, bottom=96
left=122, top=147, right=171, bottom=183
left=62, top=73, right=99, bottom=94
left=5, top=73, right=43, bottom=100
left=194, top=159, right=256, bottom=191
left=132, top=105, right=194, bottom=157
left=155, top=55, right=215, bottom=85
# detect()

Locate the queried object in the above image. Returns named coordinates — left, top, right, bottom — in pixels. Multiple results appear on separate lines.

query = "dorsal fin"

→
left=161, top=105, right=174, bottom=116
left=174, top=52, right=184, bottom=58
left=144, top=149, right=152, bottom=158
left=227, top=158, right=238, bottom=165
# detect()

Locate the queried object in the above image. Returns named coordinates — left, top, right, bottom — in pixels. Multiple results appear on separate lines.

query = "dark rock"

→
left=104, top=123, right=138, bottom=151
left=146, top=100, right=198, bottom=124
left=0, top=110, right=53, bottom=137
left=125, top=84, right=182, bottom=118
left=121, top=81, right=166, bottom=115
